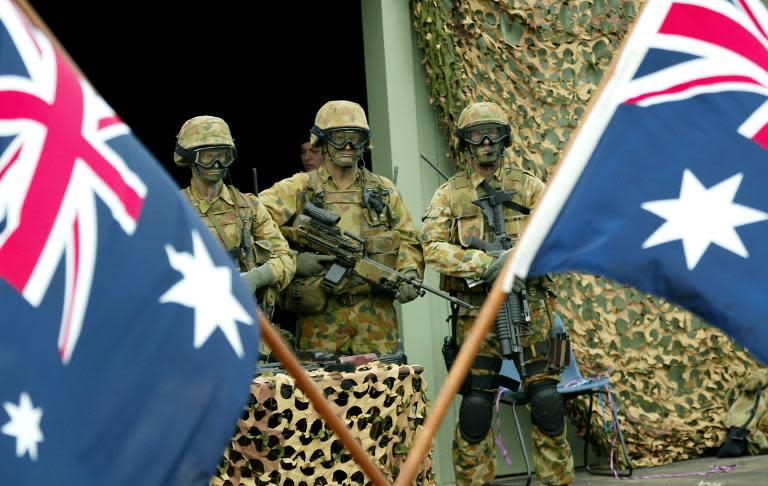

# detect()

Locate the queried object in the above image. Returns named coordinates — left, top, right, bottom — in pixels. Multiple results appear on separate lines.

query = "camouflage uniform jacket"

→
left=259, top=164, right=423, bottom=354
left=420, top=159, right=556, bottom=332
left=259, top=164, right=423, bottom=280
left=183, top=183, right=295, bottom=290
left=421, top=161, right=541, bottom=285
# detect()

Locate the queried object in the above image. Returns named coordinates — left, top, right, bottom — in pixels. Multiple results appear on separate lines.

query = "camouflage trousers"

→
left=451, top=296, right=574, bottom=486
left=297, top=293, right=399, bottom=355
left=452, top=416, right=574, bottom=486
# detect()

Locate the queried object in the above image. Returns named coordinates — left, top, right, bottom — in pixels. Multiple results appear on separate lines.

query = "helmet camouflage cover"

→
left=174, top=115, right=235, bottom=167
left=455, top=101, right=512, bottom=148
left=310, top=100, right=372, bottom=149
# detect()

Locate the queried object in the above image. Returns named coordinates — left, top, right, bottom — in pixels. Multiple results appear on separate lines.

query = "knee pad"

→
left=527, top=379, right=565, bottom=437
left=458, top=390, right=494, bottom=444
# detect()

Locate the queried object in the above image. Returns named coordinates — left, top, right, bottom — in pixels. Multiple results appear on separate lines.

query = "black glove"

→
left=395, top=271, right=421, bottom=303
left=482, top=248, right=512, bottom=284
left=296, top=252, right=335, bottom=276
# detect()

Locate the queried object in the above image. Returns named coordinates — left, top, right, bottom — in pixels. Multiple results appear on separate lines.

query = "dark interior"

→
left=30, top=1, right=368, bottom=193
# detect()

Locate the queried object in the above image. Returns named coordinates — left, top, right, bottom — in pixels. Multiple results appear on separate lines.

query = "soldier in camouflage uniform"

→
left=420, top=102, right=574, bottom=485
left=175, top=115, right=295, bottom=318
left=259, top=100, right=424, bottom=356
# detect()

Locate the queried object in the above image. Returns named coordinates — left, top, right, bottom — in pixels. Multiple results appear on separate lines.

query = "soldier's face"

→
left=192, top=163, right=225, bottom=184
left=301, top=142, right=322, bottom=171
left=326, top=143, right=361, bottom=168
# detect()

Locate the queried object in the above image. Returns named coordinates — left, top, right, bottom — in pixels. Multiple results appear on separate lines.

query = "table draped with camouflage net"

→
left=212, top=362, right=434, bottom=486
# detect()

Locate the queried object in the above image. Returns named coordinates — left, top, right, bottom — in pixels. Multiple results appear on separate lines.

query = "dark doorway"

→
left=28, top=1, right=368, bottom=193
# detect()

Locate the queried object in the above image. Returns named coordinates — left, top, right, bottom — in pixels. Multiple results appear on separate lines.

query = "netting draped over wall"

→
left=411, top=0, right=762, bottom=466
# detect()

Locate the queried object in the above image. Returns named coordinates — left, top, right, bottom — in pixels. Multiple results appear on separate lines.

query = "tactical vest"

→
left=440, top=166, right=531, bottom=297
left=183, top=185, right=277, bottom=314
left=280, top=168, right=401, bottom=313
left=298, top=168, right=401, bottom=268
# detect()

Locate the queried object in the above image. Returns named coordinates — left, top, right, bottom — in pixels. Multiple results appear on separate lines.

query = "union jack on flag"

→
left=0, top=1, right=259, bottom=484
left=508, top=0, right=768, bottom=363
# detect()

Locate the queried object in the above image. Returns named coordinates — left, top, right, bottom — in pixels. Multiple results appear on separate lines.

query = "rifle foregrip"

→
left=496, top=293, right=522, bottom=359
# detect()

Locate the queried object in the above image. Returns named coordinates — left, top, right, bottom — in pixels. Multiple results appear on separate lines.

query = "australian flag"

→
left=507, top=0, right=768, bottom=364
left=0, top=1, right=260, bottom=484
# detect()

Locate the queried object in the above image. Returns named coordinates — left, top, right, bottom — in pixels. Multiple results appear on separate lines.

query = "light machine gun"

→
left=286, top=202, right=473, bottom=310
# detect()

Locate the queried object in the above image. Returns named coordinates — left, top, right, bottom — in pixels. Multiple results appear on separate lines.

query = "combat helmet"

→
left=309, top=100, right=373, bottom=151
left=455, top=101, right=512, bottom=149
left=174, top=115, right=237, bottom=167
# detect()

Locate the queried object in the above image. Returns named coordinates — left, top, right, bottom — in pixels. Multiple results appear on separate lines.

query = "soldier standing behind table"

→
left=420, top=102, right=574, bottom=486
left=259, top=100, right=424, bottom=356
left=174, top=115, right=295, bottom=318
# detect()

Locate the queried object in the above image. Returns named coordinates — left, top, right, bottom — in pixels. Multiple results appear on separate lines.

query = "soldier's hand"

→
left=241, top=264, right=276, bottom=292
left=511, top=275, right=526, bottom=294
left=482, top=248, right=512, bottom=284
left=296, top=252, right=335, bottom=276
left=395, top=271, right=421, bottom=303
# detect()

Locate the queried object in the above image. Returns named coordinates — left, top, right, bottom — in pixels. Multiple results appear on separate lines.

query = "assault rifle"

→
left=284, top=202, right=473, bottom=310
left=467, top=180, right=533, bottom=376
left=257, top=350, right=408, bottom=375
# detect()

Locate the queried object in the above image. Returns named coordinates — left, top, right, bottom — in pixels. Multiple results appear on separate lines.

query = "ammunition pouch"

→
left=546, top=331, right=570, bottom=373
left=279, top=274, right=327, bottom=314
left=362, top=229, right=400, bottom=270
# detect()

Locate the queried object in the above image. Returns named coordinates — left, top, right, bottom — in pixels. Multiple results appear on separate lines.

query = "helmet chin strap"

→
left=467, top=143, right=504, bottom=167
left=192, top=161, right=228, bottom=181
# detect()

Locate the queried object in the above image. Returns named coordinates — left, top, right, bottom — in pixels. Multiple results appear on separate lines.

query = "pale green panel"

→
left=362, top=1, right=457, bottom=484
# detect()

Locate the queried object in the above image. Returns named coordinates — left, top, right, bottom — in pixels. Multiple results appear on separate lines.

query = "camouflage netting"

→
left=212, top=363, right=434, bottom=485
left=412, top=0, right=764, bottom=467
left=557, top=274, right=757, bottom=466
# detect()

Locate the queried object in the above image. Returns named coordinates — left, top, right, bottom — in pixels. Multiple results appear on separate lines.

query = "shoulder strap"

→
left=306, top=170, right=324, bottom=205
left=479, top=179, right=531, bottom=215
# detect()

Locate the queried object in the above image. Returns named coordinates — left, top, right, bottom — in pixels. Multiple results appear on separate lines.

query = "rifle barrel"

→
left=420, top=154, right=450, bottom=181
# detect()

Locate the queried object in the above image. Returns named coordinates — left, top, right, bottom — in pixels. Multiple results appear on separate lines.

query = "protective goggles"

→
left=325, top=128, right=370, bottom=150
left=192, top=146, right=236, bottom=168
left=463, top=123, right=510, bottom=145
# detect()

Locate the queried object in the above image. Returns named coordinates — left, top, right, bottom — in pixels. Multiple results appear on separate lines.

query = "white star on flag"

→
left=159, top=230, right=254, bottom=357
left=2, top=392, right=43, bottom=461
left=642, top=169, right=768, bottom=270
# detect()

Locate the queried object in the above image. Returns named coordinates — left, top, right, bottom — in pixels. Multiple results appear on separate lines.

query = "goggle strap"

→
left=175, top=144, right=198, bottom=162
